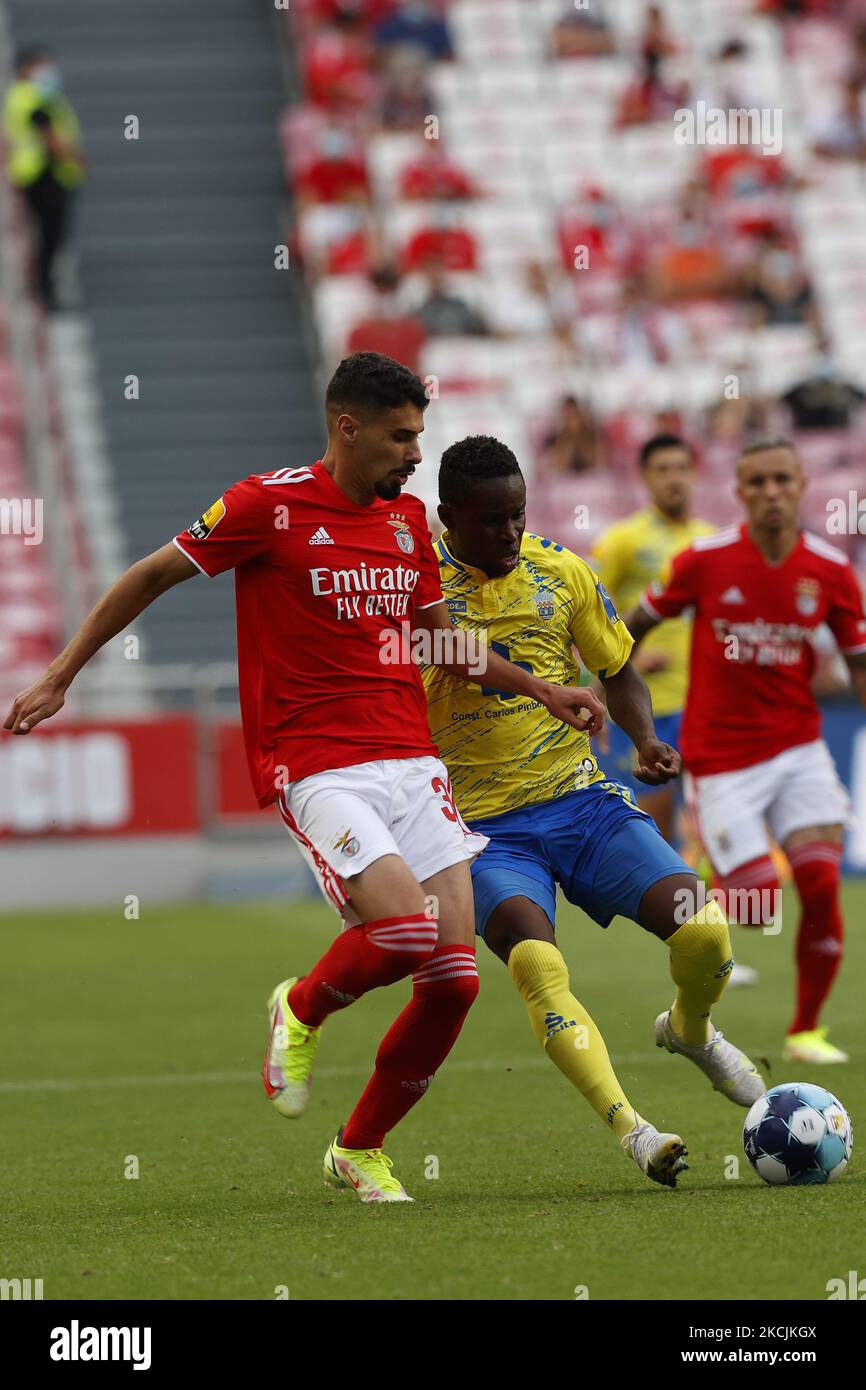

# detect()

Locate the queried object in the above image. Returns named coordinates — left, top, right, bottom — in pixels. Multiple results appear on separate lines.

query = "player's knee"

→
left=788, top=842, right=842, bottom=907
left=362, top=913, right=439, bottom=987
left=675, top=897, right=732, bottom=976
left=414, top=947, right=479, bottom=1014
left=508, top=937, right=569, bottom=1004
left=716, top=858, right=780, bottom=927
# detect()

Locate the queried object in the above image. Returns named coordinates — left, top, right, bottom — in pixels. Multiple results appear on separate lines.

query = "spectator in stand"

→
left=3, top=45, right=87, bottom=311
left=811, top=77, right=866, bottom=160
left=411, top=259, right=489, bottom=337
left=398, top=141, right=478, bottom=201
left=782, top=337, right=866, bottom=430
left=639, top=4, right=678, bottom=64
left=705, top=373, right=768, bottom=451
left=848, top=22, right=866, bottom=89
left=745, top=228, right=814, bottom=327
left=540, top=395, right=603, bottom=474
left=578, top=278, right=688, bottom=366
left=299, top=201, right=381, bottom=276
left=757, top=0, right=837, bottom=16
left=346, top=263, right=427, bottom=371
left=379, top=45, right=435, bottom=130
left=615, top=49, right=688, bottom=128
left=295, top=117, right=370, bottom=205
left=303, top=10, right=374, bottom=110
left=556, top=184, right=627, bottom=275
left=647, top=184, right=731, bottom=302
left=492, top=260, right=574, bottom=342
left=550, top=0, right=616, bottom=58
left=311, top=1, right=394, bottom=21
left=373, top=1, right=453, bottom=62
left=402, top=206, right=478, bottom=272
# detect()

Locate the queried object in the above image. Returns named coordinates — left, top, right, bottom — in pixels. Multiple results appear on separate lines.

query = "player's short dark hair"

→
left=439, top=435, right=523, bottom=506
left=639, top=433, right=693, bottom=468
left=15, top=44, right=52, bottom=71
left=739, top=436, right=797, bottom=460
left=325, top=352, right=428, bottom=420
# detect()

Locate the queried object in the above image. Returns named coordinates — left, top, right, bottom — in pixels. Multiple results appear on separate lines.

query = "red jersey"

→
left=174, top=462, right=443, bottom=807
left=643, top=524, right=866, bottom=776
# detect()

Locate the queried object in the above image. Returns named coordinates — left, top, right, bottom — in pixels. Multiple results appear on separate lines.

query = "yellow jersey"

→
left=591, top=507, right=714, bottom=716
left=422, top=531, right=633, bottom=821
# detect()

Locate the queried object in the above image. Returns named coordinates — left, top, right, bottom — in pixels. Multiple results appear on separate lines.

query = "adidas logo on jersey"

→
left=308, top=527, right=334, bottom=545
left=720, top=585, right=746, bottom=604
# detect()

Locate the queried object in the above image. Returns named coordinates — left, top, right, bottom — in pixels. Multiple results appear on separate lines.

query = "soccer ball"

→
left=743, top=1082, right=853, bottom=1186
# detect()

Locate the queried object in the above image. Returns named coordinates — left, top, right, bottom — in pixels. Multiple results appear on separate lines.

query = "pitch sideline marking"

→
left=0, top=1053, right=660, bottom=1095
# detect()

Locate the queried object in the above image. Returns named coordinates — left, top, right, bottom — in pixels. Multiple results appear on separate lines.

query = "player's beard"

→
left=374, top=476, right=403, bottom=502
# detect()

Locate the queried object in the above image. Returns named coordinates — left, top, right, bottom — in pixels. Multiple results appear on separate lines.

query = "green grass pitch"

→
left=2, top=882, right=864, bottom=1301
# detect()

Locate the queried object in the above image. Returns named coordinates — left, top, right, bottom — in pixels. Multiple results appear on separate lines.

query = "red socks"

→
left=341, top=945, right=479, bottom=1150
left=714, top=856, right=780, bottom=925
left=788, top=841, right=844, bottom=1034
left=288, top=914, right=438, bottom=1028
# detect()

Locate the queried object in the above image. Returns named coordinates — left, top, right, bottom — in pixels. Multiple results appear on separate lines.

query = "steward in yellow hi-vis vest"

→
left=4, top=46, right=86, bottom=308
left=419, top=436, right=754, bottom=1189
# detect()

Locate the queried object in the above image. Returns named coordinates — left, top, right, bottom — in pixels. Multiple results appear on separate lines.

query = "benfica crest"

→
left=387, top=516, right=415, bottom=554
left=795, top=577, right=820, bottom=617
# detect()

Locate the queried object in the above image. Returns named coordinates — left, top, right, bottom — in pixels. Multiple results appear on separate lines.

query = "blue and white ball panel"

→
left=743, top=1082, right=853, bottom=1187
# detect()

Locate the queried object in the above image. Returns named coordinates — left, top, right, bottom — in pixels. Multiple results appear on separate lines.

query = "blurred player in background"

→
left=591, top=433, right=713, bottom=846
left=423, top=435, right=766, bottom=1189
left=4, top=353, right=603, bottom=1204
left=626, top=439, right=866, bottom=1064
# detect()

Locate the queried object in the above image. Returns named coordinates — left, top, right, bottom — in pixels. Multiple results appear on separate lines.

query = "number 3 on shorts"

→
left=431, top=775, right=470, bottom=832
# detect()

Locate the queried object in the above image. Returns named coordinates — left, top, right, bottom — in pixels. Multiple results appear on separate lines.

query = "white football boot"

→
left=655, top=1009, right=764, bottom=1107
left=728, top=962, right=759, bottom=988
left=622, top=1119, right=689, bottom=1188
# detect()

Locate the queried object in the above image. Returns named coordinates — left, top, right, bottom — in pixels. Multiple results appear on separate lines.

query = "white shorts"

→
left=276, top=754, right=489, bottom=921
left=686, top=738, right=851, bottom=878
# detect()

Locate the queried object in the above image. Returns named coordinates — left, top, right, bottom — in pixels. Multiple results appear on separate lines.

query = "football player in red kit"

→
left=625, top=439, right=866, bottom=1063
left=4, top=352, right=603, bottom=1201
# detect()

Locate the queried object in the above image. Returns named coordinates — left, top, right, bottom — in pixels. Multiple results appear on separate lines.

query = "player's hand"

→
left=3, top=672, right=68, bottom=734
left=535, top=681, right=606, bottom=736
left=633, top=738, right=680, bottom=784
left=632, top=649, right=672, bottom=676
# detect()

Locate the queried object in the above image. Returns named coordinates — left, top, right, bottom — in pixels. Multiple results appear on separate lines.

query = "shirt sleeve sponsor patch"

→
left=596, top=579, right=619, bottom=623
left=189, top=496, right=226, bottom=540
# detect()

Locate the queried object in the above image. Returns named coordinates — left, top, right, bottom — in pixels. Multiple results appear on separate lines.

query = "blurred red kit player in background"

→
left=626, top=438, right=866, bottom=1066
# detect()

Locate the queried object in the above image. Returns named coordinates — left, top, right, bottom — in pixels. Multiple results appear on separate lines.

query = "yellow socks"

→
left=667, top=900, right=733, bottom=1046
left=508, top=938, right=639, bottom=1144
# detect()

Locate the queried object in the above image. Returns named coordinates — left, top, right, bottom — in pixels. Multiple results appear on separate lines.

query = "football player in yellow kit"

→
left=591, top=434, right=714, bottom=845
left=422, top=435, right=765, bottom=1186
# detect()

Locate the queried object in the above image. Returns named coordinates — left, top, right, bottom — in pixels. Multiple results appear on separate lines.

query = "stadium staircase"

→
left=7, top=0, right=323, bottom=666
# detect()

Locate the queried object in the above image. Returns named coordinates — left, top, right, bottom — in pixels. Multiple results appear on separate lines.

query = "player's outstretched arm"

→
left=601, top=660, right=680, bottom=785
left=845, top=651, right=866, bottom=707
left=3, top=543, right=199, bottom=734
left=418, top=601, right=605, bottom=734
left=622, top=602, right=662, bottom=648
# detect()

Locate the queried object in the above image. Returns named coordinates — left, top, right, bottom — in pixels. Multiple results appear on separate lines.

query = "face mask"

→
left=812, top=355, right=835, bottom=381
left=320, top=128, right=351, bottom=160
left=31, top=64, right=61, bottom=97
left=765, top=251, right=795, bottom=279
left=677, top=222, right=701, bottom=247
